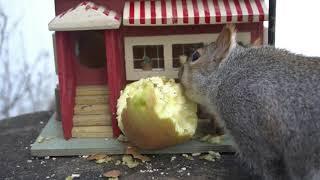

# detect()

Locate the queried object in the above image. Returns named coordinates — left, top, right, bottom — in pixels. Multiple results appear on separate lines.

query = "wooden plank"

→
left=72, top=126, right=113, bottom=138
left=73, top=114, right=111, bottom=126
left=75, top=95, right=108, bottom=105
left=74, top=104, right=109, bottom=115
left=76, top=86, right=109, bottom=96
left=31, top=115, right=235, bottom=157
left=77, top=85, right=109, bottom=91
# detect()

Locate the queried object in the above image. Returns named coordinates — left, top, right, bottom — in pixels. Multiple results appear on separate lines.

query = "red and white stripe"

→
left=49, top=1, right=121, bottom=31
left=123, top=0, right=268, bottom=26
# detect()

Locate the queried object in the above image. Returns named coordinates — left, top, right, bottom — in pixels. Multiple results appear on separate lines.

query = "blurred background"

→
left=0, top=0, right=319, bottom=120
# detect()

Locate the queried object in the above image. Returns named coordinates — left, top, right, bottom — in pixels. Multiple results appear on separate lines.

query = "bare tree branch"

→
left=0, top=6, right=55, bottom=119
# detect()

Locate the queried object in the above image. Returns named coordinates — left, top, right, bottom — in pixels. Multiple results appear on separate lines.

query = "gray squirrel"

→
left=179, top=24, right=320, bottom=180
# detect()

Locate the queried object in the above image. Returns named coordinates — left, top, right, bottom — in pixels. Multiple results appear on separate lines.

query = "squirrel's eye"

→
left=191, top=51, right=200, bottom=62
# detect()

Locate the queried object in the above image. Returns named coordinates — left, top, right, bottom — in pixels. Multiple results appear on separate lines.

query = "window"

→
left=133, top=45, right=164, bottom=70
left=172, top=43, right=203, bottom=68
left=124, top=33, right=250, bottom=80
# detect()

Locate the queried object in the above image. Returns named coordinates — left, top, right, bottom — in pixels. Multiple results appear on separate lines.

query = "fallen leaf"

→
left=191, top=153, right=201, bottom=156
left=115, top=160, right=121, bottom=165
left=199, top=154, right=215, bottom=162
left=199, top=152, right=221, bottom=162
left=71, top=174, right=80, bottom=178
left=65, top=174, right=79, bottom=180
left=65, top=176, right=73, bottom=180
left=208, top=136, right=222, bottom=144
left=86, top=153, right=107, bottom=161
left=208, top=151, right=221, bottom=159
left=95, top=156, right=112, bottom=164
left=126, top=146, right=151, bottom=162
left=170, top=156, right=176, bottom=161
left=122, top=155, right=139, bottom=168
left=103, top=170, right=121, bottom=178
left=108, top=178, right=119, bottom=180
left=182, top=154, right=194, bottom=160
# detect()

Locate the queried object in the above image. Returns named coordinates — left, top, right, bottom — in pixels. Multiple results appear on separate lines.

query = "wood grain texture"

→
left=73, top=114, right=111, bottom=126
left=74, top=104, right=109, bottom=115
left=75, top=95, right=108, bottom=105
left=76, top=85, right=109, bottom=96
left=72, top=126, right=113, bottom=138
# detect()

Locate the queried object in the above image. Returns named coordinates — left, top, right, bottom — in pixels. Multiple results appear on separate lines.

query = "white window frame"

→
left=124, top=32, right=251, bottom=80
left=132, top=45, right=165, bottom=70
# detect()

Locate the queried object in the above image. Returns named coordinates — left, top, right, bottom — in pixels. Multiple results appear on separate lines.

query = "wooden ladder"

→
left=72, top=85, right=113, bottom=138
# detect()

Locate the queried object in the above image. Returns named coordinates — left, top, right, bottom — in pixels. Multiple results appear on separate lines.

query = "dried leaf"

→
left=199, top=152, right=221, bottom=162
left=208, top=151, right=221, bottom=159
left=208, top=136, right=222, bottom=144
left=126, top=146, right=151, bottom=162
left=199, top=154, right=216, bottom=162
left=86, top=153, right=107, bottom=161
left=122, top=155, right=139, bottom=168
left=170, top=156, right=176, bottom=161
left=191, top=153, right=201, bottom=156
left=96, top=159, right=106, bottom=164
left=108, top=178, right=119, bottom=180
left=103, top=170, right=121, bottom=178
left=182, top=154, right=194, bottom=160
left=115, top=160, right=121, bottom=165
left=65, top=176, right=73, bottom=180
left=95, top=156, right=112, bottom=164
left=71, top=174, right=80, bottom=178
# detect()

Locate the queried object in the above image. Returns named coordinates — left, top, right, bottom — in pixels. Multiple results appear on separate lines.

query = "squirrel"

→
left=179, top=24, right=320, bottom=180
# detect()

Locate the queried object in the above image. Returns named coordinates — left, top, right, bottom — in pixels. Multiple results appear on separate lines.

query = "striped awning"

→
left=49, top=1, right=121, bottom=31
left=123, top=0, right=268, bottom=26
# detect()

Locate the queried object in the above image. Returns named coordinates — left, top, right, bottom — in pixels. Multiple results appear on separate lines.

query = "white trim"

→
left=124, top=32, right=251, bottom=80
left=49, top=2, right=121, bottom=31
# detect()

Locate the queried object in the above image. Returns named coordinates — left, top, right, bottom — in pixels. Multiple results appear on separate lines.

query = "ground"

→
left=0, top=111, right=260, bottom=180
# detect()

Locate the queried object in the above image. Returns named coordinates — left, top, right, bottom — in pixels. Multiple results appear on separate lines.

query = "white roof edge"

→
left=49, top=1, right=121, bottom=31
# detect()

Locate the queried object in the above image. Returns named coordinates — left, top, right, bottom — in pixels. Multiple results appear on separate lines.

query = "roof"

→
left=49, top=1, right=121, bottom=31
left=123, top=0, right=268, bottom=26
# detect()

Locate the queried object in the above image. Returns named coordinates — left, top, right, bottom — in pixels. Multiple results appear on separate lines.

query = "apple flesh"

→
left=117, top=77, right=198, bottom=150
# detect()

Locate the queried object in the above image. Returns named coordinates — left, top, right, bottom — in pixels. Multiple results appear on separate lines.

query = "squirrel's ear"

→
left=213, top=24, right=237, bottom=62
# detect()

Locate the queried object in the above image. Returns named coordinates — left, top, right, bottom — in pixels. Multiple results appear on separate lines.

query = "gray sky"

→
left=276, top=0, right=320, bottom=56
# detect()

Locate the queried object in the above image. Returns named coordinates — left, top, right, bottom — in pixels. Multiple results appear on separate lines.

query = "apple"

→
left=117, top=77, right=198, bottom=150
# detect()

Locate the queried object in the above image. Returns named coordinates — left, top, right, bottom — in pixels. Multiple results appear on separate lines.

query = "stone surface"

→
left=0, top=111, right=260, bottom=179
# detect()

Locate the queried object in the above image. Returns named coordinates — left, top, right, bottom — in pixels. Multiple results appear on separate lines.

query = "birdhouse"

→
left=49, top=0, right=269, bottom=140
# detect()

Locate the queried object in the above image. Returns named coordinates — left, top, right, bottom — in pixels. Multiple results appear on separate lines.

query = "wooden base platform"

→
left=30, top=115, right=235, bottom=157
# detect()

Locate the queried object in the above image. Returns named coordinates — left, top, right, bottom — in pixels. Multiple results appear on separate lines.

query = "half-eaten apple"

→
left=117, top=77, right=198, bottom=150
